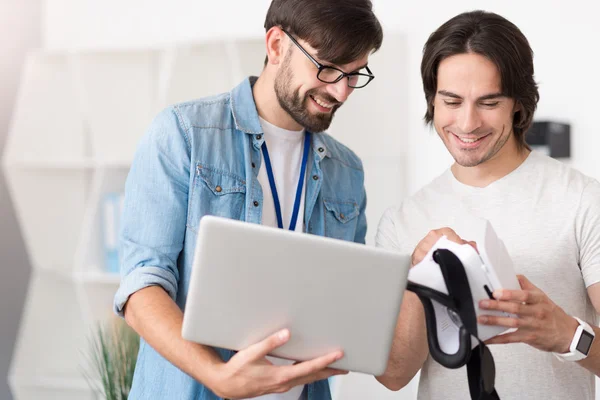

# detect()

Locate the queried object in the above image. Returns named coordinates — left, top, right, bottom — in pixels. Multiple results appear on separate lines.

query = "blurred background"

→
left=1, top=0, right=598, bottom=399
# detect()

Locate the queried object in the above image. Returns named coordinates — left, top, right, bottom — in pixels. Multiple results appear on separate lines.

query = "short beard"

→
left=274, top=54, right=340, bottom=132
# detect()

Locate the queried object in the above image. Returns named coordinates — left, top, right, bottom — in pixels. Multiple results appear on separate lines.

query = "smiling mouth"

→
left=309, top=95, right=337, bottom=110
left=453, top=133, right=490, bottom=144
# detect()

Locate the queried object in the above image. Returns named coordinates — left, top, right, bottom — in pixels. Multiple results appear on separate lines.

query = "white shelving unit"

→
left=2, top=38, right=265, bottom=400
left=3, top=35, right=408, bottom=399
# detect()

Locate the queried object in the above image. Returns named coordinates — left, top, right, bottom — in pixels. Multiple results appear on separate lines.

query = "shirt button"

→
left=253, top=200, right=259, bottom=207
left=318, top=147, right=325, bottom=153
left=215, top=186, right=222, bottom=193
left=312, top=175, right=319, bottom=180
left=340, top=213, right=345, bottom=220
left=257, top=134, right=262, bottom=140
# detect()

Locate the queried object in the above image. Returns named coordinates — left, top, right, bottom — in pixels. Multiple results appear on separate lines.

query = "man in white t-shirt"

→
left=375, top=10, right=600, bottom=400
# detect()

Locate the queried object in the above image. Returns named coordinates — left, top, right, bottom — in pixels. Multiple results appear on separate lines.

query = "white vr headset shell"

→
left=407, top=220, right=521, bottom=354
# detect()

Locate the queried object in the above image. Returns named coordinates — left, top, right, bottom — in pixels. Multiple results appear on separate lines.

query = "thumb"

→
left=466, top=240, right=479, bottom=253
left=240, top=329, right=290, bottom=362
left=517, top=274, right=537, bottom=290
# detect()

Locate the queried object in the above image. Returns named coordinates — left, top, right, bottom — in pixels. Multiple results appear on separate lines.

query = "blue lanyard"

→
left=260, top=132, right=311, bottom=231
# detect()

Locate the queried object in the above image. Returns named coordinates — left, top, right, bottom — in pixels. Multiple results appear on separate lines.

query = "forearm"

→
left=123, top=285, right=224, bottom=386
left=376, top=292, right=429, bottom=390
left=576, top=325, right=600, bottom=376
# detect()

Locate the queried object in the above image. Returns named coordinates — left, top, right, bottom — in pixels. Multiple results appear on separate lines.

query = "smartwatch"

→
left=553, top=317, right=595, bottom=362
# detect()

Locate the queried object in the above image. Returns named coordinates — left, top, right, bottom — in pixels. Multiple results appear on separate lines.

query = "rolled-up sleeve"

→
left=114, top=106, right=191, bottom=316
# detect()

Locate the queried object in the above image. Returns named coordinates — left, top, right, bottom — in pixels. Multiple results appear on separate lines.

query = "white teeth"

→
left=312, top=96, right=333, bottom=109
left=458, top=136, right=481, bottom=143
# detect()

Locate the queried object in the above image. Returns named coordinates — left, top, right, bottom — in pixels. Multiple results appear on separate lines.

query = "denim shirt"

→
left=114, top=77, right=367, bottom=400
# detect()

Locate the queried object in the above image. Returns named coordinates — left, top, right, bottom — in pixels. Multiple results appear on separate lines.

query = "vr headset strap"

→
left=434, top=249, right=500, bottom=400
left=468, top=342, right=500, bottom=400
left=407, top=249, right=500, bottom=400
left=406, top=282, right=472, bottom=368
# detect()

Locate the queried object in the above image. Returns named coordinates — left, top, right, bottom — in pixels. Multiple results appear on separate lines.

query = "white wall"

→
left=42, top=0, right=600, bottom=194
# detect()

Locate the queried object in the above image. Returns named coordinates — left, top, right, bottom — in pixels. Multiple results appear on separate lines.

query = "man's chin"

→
left=448, top=149, right=482, bottom=168
left=452, top=154, right=486, bottom=168
left=295, top=113, right=334, bottom=132
left=454, top=160, right=482, bottom=168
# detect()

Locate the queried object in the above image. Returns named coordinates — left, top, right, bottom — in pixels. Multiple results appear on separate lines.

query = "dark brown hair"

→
left=421, top=10, right=540, bottom=147
left=264, top=0, right=383, bottom=65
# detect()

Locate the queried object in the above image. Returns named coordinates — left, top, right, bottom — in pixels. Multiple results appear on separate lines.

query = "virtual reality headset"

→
left=406, top=221, right=520, bottom=400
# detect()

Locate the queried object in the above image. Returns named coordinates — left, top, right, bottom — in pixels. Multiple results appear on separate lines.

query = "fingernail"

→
left=278, top=329, right=289, bottom=340
left=479, top=316, right=488, bottom=324
left=493, top=290, right=502, bottom=300
left=336, top=352, right=344, bottom=360
left=480, top=300, right=489, bottom=308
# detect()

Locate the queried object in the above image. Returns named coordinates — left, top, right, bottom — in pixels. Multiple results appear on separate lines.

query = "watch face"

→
left=576, top=330, right=595, bottom=355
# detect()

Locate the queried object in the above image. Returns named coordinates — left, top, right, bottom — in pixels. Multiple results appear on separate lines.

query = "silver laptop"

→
left=181, top=215, right=410, bottom=375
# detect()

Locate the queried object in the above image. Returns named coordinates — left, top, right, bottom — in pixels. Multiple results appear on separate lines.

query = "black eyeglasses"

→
left=282, top=30, right=375, bottom=89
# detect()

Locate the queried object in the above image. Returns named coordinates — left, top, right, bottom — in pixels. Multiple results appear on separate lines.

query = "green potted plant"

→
left=83, top=317, right=140, bottom=400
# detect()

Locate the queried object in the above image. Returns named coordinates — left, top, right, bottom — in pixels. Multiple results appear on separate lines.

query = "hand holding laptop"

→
left=207, top=328, right=347, bottom=399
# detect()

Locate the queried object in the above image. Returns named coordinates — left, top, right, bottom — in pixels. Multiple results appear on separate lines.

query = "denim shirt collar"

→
left=230, top=76, right=329, bottom=161
left=230, top=76, right=263, bottom=135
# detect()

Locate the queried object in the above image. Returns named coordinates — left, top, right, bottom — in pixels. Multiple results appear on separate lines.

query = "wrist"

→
left=553, top=316, right=595, bottom=362
left=558, top=317, right=580, bottom=353
left=203, top=359, right=228, bottom=395
left=188, top=346, right=228, bottom=394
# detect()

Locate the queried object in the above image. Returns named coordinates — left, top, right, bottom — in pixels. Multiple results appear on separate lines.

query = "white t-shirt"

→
left=376, top=151, right=600, bottom=400
left=258, top=117, right=306, bottom=233
left=247, top=117, right=307, bottom=400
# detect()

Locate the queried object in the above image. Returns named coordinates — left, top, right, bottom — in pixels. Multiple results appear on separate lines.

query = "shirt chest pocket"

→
left=187, top=164, right=246, bottom=231
left=323, top=198, right=360, bottom=242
